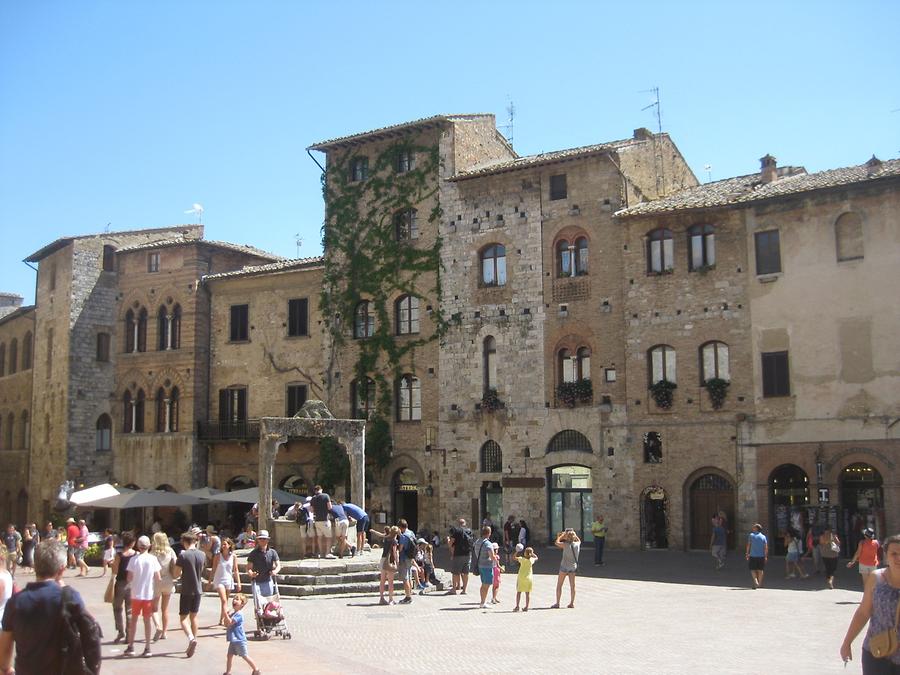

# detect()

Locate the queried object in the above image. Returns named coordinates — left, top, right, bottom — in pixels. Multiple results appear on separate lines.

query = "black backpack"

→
left=402, top=533, right=417, bottom=559
left=453, top=527, right=472, bottom=556
left=59, top=585, right=102, bottom=675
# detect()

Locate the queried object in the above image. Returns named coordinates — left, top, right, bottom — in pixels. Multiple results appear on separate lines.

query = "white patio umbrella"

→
left=69, top=483, right=128, bottom=506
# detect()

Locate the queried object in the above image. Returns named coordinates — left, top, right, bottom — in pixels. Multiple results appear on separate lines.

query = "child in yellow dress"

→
left=513, top=545, right=538, bottom=612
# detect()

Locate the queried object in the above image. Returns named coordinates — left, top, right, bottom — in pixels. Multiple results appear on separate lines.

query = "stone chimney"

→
left=760, top=154, right=777, bottom=184
left=633, top=128, right=654, bottom=141
left=865, top=155, right=883, bottom=176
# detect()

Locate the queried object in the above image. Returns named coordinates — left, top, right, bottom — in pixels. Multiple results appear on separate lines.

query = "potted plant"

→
left=556, top=382, right=577, bottom=408
left=649, top=379, right=677, bottom=409
left=481, top=388, right=503, bottom=412
left=704, top=377, right=730, bottom=409
left=574, top=378, right=593, bottom=403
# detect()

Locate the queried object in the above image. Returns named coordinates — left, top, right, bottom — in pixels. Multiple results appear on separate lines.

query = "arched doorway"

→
left=226, top=475, right=256, bottom=529
left=392, top=468, right=418, bottom=532
left=481, top=481, right=502, bottom=528
left=548, top=465, right=593, bottom=542
left=769, top=464, right=810, bottom=555
left=688, top=473, right=735, bottom=550
left=840, top=463, right=885, bottom=554
left=640, top=486, right=668, bottom=549
left=279, top=474, right=308, bottom=499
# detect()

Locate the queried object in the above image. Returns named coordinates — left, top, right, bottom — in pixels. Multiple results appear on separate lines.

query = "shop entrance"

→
left=769, top=464, right=810, bottom=555
left=481, top=481, right=502, bottom=529
left=689, top=473, right=735, bottom=550
left=641, top=486, right=668, bottom=549
left=840, top=463, right=884, bottom=555
left=226, top=475, right=256, bottom=529
left=392, top=468, right=418, bottom=532
left=548, top=465, right=594, bottom=543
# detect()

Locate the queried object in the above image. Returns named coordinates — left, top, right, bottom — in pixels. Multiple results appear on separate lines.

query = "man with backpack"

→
left=396, top=519, right=417, bottom=604
left=447, top=518, right=473, bottom=595
left=0, top=538, right=102, bottom=675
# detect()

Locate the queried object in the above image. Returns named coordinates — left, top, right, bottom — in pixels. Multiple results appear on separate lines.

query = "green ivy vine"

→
left=319, top=140, right=448, bottom=468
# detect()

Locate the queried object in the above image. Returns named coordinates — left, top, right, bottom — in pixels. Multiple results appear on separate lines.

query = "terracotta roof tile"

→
left=308, top=114, right=499, bottom=151
left=616, top=158, right=900, bottom=217
left=202, top=256, right=324, bottom=281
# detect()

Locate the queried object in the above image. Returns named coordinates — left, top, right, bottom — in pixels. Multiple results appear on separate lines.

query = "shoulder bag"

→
left=869, top=574, right=900, bottom=658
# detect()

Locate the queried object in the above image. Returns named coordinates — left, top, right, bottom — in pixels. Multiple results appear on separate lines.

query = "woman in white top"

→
left=0, top=548, right=12, bottom=622
left=150, top=531, right=177, bottom=641
left=211, top=537, right=242, bottom=625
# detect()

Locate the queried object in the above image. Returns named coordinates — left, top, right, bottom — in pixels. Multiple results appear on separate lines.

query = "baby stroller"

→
left=251, top=577, right=291, bottom=640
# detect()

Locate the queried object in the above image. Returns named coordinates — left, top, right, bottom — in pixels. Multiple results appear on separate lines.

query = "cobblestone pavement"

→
left=27, top=547, right=867, bottom=674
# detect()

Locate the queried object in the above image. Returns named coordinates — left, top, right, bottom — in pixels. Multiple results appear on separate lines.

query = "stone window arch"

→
left=395, top=295, right=419, bottom=335
left=688, top=224, right=716, bottom=270
left=699, top=341, right=730, bottom=383
left=8, top=339, right=17, bottom=375
left=20, top=410, right=29, bottom=449
left=483, top=336, right=497, bottom=391
left=22, top=332, right=32, bottom=370
left=648, top=344, right=676, bottom=385
left=5, top=413, right=13, bottom=449
left=546, top=430, right=592, bottom=454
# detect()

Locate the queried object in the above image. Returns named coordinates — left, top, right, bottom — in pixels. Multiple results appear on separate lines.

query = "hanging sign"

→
left=818, top=487, right=830, bottom=504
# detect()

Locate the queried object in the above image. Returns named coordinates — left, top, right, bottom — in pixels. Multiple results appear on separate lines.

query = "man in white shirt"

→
left=126, top=535, right=161, bottom=658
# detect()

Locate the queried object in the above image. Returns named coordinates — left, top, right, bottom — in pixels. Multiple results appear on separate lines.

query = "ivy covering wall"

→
left=319, top=140, right=447, bottom=470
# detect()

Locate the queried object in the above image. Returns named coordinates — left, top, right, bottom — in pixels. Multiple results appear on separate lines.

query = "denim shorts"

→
left=479, top=566, right=494, bottom=585
left=228, top=641, right=249, bottom=657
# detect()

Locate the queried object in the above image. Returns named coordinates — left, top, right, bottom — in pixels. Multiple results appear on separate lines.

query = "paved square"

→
left=39, top=548, right=864, bottom=674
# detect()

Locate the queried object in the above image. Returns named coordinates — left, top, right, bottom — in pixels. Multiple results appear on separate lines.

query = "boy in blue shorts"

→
left=223, top=593, right=260, bottom=675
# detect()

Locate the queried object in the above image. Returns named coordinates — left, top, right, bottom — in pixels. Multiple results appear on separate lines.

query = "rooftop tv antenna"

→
left=500, top=98, right=515, bottom=147
left=704, top=164, right=713, bottom=182
left=184, top=203, right=204, bottom=224
left=295, top=234, right=303, bottom=258
left=640, top=86, right=662, bottom=134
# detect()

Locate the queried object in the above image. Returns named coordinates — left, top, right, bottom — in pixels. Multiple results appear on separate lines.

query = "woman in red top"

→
left=847, top=528, right=880, bottom=585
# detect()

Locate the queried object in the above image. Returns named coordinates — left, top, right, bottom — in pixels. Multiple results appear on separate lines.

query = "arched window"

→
left=480, top=244, right=506, bottom=287
left=20, top=410, right=29, bottom=449
left=135, top=389, right=145, bottom=432
left=123, top=392, right=133, bottom=432
left=480, top=440, right=502, bottom=473
left=170, top=305, right=181, bottom=349
left=577, top=347, right=591, bottom=381
left=125, top=310, right=135, bottom=353
left=396, top=374, right=421, bottom=421
left=700, top=341, right=730, bottom=383
left=575, top=236, right=589, bottom=275
left=169, top=387, right=179, bottom=432
left=483, top=336, right=497, bottom=391
left=351, top=377, right=376, bottom=419
left=835, top=212, right=864, bottom=261
left=648, top=345, right=676, bottom=384
left=394, top=208, right=418, bottom=241
left=8, top=339, right=17, bottom=375
left=688, top=224, right=716, bottom=270
left=547, top=430, right=592, bottom=454
left=96, top=414, right=111, bottom=452
left=559, top=348, right=575, bottom=384
left=157, top=307, right=169, bottom=350
left=5, top=413, right=14, bottom=449
left=156, top=388, right=167, bottom=432
left=395, top=295, right=419, bottom=335
left=647, top=228, right=674, bottom=273
left=354, top=301, right=374, bottom=339
left=643, top=431, right=662, bottom=463
left=557, top=239, right=571, bottom=277
left=0, top=343, right=5, bottom=377
left=22, top=332, right=32, bottom=370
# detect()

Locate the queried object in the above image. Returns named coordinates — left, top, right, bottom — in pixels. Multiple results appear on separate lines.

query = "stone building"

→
left=17, top=226, right=277, bottom=525
left=616, top=155, right=900, bottom=551
left=201, top=257, right=326, bottom=526
left=0, top=300, right=35, bottom=524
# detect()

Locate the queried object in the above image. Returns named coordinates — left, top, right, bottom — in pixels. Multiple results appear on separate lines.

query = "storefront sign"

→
left=501, top=477, right=545, bottom=488
left=818, top=487, right=830, bottom=504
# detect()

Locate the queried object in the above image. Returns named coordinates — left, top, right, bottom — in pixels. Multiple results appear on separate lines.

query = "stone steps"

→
left=224, top=549, right=448, bottom=598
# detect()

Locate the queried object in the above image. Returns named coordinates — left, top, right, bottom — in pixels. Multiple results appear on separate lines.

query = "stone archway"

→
left=257, top=401, right=365, bottom=533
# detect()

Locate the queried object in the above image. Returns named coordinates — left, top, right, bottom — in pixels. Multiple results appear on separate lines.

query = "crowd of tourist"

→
left=1, top=506, right=899, bottom=673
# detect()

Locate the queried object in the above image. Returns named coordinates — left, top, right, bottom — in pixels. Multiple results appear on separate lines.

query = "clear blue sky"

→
left=2, top=1, right=898, bottom=304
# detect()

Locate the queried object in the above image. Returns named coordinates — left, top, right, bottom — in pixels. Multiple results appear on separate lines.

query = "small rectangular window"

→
left=96, top=333, right=110, bottom=362
left=350, top=157, right=369, bottom=182
left=288, top=298, right=309, bottom=337
left=396, top=150, right=415, bottom=173
left=218, top=387, right=247, bottom=422
left=550, top=174, right=567, bottom=200
left=761, top=351, right=790, bottom=397
left=102, top=245, right=116, bottom=272
left=286, top=384, right=308, bottom=417
left=755, top=230, right=782, bottom=275
left=229, top=304, right=249, bottom=342
left=148, top=252, right=160, bottom=273
left=604, top=368, right=617, bottom=383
